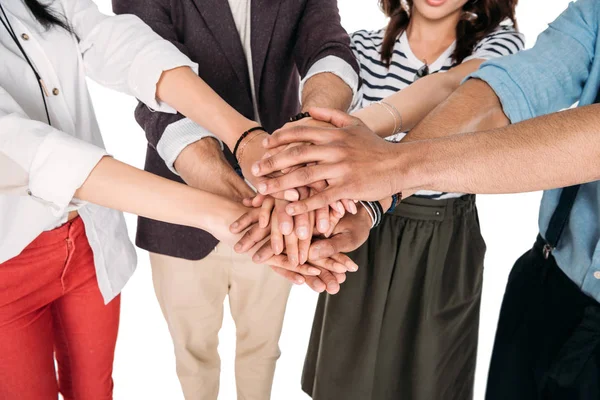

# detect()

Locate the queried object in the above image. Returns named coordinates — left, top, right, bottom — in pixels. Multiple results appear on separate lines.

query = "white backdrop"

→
left=87, top=1, right=573, bottom=399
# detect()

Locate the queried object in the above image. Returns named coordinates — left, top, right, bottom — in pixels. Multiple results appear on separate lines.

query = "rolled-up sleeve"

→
left=0, top=86, right=106, bottom=215
left=62, top=0, right=198, bottom=113
left=299, top=55, right=360, bottom=108
left=468, top=0, right=598, bottom=123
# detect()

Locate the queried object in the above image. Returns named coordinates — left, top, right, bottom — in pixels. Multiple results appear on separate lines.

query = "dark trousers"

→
left=486, top=235, right=600, bottom=400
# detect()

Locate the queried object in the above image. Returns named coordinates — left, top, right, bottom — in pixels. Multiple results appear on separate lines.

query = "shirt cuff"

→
left=299, top=55, right=360, bottom=111
left=467, top=63, right=534, bottom=124
left=28, top=130, right=108, bottom=216
left=129, top=40, right=199, bottom=114
left=157, top=117, right=224, bottom=175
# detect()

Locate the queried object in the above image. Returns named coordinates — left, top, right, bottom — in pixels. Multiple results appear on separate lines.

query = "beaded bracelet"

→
left=289, top=111, right=311, bottom=122
left=233, top=126, right=266, bottom=162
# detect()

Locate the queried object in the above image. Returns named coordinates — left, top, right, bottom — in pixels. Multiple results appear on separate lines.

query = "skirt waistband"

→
left=387, top=194, right=476, bottom=222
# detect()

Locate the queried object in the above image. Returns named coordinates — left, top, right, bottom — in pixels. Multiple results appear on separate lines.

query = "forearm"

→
left=156, top=66, right=258, bottom=151
left=354, top=60, right=487, bottom=137
left=75, top=157, right=240, bottom=234
left=402, top=103, right=600, bottom=195
left=302, top=72, right=353, bottom=112
left=404, top=78, right=510, bottom=142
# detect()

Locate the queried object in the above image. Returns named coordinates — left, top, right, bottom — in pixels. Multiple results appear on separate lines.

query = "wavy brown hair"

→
left=379, top=0, right=518, bottom=67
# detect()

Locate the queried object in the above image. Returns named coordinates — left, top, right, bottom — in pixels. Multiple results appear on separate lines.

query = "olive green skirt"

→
left=302, top=195, right=486, bottom=400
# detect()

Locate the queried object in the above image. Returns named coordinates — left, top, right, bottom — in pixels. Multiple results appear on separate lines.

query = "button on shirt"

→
left=0, top=0, right=198, bottom=303
left=469, top=0, right=600, bottom=302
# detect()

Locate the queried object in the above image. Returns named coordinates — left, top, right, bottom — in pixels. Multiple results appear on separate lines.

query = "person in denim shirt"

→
left=248, top=0, right=600, bottom=397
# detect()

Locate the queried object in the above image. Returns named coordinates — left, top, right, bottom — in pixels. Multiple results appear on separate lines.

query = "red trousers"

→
left=0, top=217, right=120, bottom=400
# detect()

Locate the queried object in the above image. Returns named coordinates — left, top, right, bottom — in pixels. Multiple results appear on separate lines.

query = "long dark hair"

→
left=379, top=0, right=518, bottom=67
left=22, top=0, right=73, bottom=33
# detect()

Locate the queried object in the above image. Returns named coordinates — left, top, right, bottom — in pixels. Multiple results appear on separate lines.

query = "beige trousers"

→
left=150, top=243, right=292, bottom=400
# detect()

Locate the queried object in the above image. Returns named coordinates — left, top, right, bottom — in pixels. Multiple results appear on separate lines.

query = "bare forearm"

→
left=302, top=72, right=353, bottom=112
left=355, top=60, right=487, bottom=137
left=156, top=67, right=258, bottom=151
left=402, top=103, right=600, bottom=194
left=405, top=78, right=509, bottom=142
left=75, top=157, right=240, bottom=234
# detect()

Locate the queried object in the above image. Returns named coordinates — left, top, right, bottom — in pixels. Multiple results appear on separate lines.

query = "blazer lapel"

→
left=191, top=0, right=251, bottom=89
left=251, top=0, right=282, bottom=99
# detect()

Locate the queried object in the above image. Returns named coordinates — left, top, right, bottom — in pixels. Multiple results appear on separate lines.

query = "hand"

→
left=308, top=203, right=372, bottom=261
left=174, top=137, right=255, bottom=201
left=251, top=107, right=401, bottom=215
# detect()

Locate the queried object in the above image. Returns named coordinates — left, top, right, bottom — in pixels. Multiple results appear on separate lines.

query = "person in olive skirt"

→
left=302, top=0, right=522, bottom=399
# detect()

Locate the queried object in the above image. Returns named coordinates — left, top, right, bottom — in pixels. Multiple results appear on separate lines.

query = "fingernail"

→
left=350, top=202, right=358, bottom=214
left=234, top=243, right=242, bottom=252
left=318, top=219, right=328, bottom=232
left=308, top=267, right=321, bottom=275
left=253, top=254, right=261, bottom=262
left=290, top=255, right=298, bottom=265
left=274, top=244, right=282, bottom=254
left=281, top=222, right=293, bottom=235
left=262, top=137, right=269, bottom=147
left=231, top=222, right=239, bottom=229
left=297, top=227, right=308, bottom=239
left=286, top=205, right=296, bottom=215
left=337, top=202, right=344, bottom=214
left=258, top=183, right=267, bottom=193
left=285, top=191, right=299, bottom=201
left=348, top=263, right=358, bottom=272
left=263, top=152, right=271, bottom=158
left=295, top=276, right=305, bottom=284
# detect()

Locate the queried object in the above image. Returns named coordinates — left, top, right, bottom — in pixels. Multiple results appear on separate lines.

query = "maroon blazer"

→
left=112, top=0, right=359, bottom=260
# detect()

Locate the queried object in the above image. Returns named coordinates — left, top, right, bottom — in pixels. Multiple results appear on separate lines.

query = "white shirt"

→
left=157, top=0, right=360, bottom=175
left=0, top=0, right=198, bottom=303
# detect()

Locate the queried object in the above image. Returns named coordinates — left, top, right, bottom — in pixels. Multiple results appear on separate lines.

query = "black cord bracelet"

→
left=233, top=126, right=266, bottom=161
left=289, top=111, right=311, bottom=122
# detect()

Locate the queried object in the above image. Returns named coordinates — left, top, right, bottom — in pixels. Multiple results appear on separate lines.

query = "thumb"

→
left=308, top=232, right=355, bottom=261
left=307, top=107, right=362, bottom=129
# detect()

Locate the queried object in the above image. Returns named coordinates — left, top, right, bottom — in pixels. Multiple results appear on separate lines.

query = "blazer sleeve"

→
left=293, top=0, right=359, bottom=80
left=112, top=0, right=222, bottom=174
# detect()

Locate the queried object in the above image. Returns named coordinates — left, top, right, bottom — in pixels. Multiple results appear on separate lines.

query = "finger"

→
left=331, top=201, right=345, bottom=219
left=284, top=232, right=300, bottom=267
left=252, top=145, right=336, bottom=178
left=325, top=209, right=342, bottom=237
left=298, top=211, right=314, bottom=265
left=276, top=202, right=294, bottom=236
left=270, top=266, right=305, bottom=285
left=242, top=197, right=254, bottom=207
left=285, top=187, right=345, bottom=216
left=270, top=212, right=284, bottom=255
left=307, top=107, right=363, bottom=129
left=233, top=224, right=270, bottom=254
left=314, top=268, right=341, bottom=295
left=309, top=232, right=359, bottom=261
left=256, top=164, right=337, bottom=196
left=309, top=254, right=349, bottom=274
left=316, top=205, right=330, bottom=234
left=294, top=211, right=311, bottom=241
left=263, top=125, right=333, bottom=149
left=333, top=272, right=347, bottom=284
left=230, top=209, right=259, bottom=234
left=269, top=189, right=299, bottom=201
left=259, top=196, right=275, bottom=228
left=304, top=275, right=326, bottom=293
left=341, top=199, right=357, bottom=215
left=331, top=253, right=359, bottom=272
left=252, top=240, right=275, bottom=264
left=267, top=255, right=320, bottom=276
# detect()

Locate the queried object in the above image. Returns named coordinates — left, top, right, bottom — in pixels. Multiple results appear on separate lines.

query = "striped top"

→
left=352, top=23, right=525, bottom=199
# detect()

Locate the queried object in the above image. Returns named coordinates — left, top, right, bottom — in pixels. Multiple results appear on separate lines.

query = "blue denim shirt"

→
left=470, top=0, right=600, bottom=302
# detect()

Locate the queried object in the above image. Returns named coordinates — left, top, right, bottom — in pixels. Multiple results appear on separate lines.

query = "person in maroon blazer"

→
left=112, top=0, right=359, bottom=398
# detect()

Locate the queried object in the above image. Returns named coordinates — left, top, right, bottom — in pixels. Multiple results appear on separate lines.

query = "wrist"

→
left=389, top=140, right=433, bottom=194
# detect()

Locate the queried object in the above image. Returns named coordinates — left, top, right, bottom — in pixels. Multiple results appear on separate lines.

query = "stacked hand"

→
left=226, top=115, right=379, bottom=294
